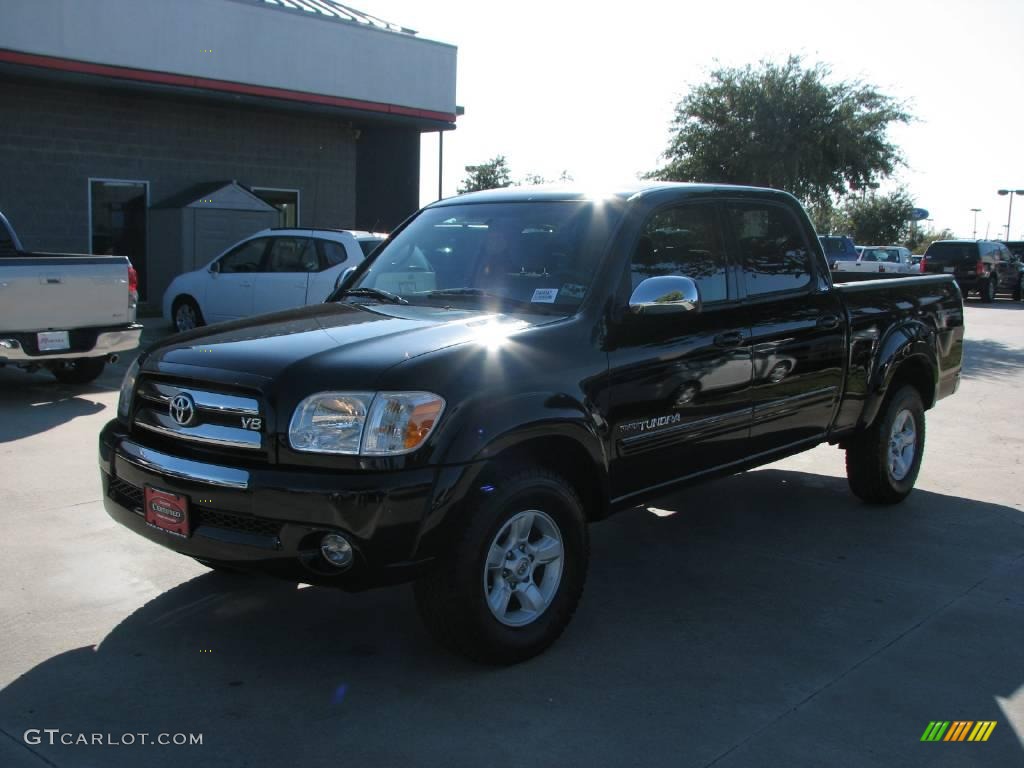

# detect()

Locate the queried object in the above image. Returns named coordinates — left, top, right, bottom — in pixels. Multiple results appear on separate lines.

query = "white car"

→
left=833, top=245, right=916, bottom=275
left=162, top=229, right=384, bottom=332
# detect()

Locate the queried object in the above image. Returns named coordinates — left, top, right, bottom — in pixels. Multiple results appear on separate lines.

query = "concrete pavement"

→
left=0, top=305, right=1021, bottom=767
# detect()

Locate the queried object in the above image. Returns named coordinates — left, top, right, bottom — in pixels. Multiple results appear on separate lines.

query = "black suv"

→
left=923, top=239, right=1023, bottom=301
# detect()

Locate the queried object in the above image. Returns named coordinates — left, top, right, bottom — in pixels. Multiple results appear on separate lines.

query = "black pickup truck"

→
left=100, top=183, right=963, bottom=663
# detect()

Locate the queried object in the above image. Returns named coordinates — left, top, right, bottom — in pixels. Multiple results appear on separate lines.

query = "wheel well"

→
left=888, top=357, right=936, bottom=410
left=484, top=436, right=609, bottom=522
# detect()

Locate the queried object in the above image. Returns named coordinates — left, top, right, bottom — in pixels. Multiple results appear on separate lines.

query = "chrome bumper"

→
left=0, top=324, right=142, bottom=362
left=115, top=439, right=251, bottom=490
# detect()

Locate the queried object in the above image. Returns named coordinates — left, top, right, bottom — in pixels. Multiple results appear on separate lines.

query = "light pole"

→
left=970, top=208, right=981, bottom=239
left=996, top=189, right=1024, bottom=241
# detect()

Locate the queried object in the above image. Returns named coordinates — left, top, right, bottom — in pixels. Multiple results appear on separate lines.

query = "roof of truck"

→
left=431, top=182, right=797, bottom=207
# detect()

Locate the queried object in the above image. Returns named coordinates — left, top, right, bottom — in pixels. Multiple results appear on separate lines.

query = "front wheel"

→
left=845, top=386, right=925, bottom=504
left=414, top=467, right=588, bottom=664
left=51, top=357, right=105, bottom=385
left=173, top=297, right=204, bottom=332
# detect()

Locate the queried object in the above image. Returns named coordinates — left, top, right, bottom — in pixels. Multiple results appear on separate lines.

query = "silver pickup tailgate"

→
left=0, top=255, right=133, bottom=333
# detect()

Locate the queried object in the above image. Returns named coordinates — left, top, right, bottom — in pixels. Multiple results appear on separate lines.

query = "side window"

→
left=267, top=238, right=316, bottom=273
left=320, top=240, right=350, bottom=268
left=631, top=204, right=728, bottom=303
left=359, top=239, right=383, bottom=257
left=726, top=204, right=811, bottom=296
left=219, top=238, right=268, bottom=274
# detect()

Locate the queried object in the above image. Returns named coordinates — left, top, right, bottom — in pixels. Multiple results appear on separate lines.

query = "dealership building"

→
left=0, top=0, right=458, bottom=304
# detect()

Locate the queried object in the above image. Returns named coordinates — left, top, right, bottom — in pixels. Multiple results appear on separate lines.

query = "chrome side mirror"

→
left=628, top=275, right=701, bottom=315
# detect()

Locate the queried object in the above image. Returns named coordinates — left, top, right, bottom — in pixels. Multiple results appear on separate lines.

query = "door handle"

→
left=714, top=331, right=744, bottom=348
left=817, top=314, right=840, bottom=330
left=240, top=281, right=253, bottom=288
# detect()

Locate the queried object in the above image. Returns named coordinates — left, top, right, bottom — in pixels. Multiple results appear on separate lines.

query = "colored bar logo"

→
left=920, top=721, right=997, bottom=742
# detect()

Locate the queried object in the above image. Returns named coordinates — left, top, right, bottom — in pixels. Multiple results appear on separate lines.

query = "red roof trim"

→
left=0, top=49, right=456, bottom=124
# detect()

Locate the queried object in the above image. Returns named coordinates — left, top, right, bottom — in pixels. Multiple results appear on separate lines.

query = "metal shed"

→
left=148, top=181, right=277, bottom=304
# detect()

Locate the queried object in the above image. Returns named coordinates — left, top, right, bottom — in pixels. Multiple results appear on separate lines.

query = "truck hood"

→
left=143, top=302, right=545, bottom=390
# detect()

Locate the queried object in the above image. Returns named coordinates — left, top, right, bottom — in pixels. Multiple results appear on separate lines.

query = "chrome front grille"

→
left=134, top=378, right=263, bottom=451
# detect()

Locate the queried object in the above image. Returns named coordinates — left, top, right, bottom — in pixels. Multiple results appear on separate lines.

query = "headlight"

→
left=288, top=391, right=445, bottom=456
left=117, top=358, right=140, bottom=420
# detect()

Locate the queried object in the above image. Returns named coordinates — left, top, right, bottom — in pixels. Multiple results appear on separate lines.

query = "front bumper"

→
left=0, top=324, right=142, bottom=363
left=99, top=420, right=453, bottom=589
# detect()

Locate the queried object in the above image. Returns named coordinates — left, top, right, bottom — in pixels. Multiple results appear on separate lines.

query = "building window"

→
left=253, top=188, right=300, bottom=228
left=89, top=179, right=149, bottom=299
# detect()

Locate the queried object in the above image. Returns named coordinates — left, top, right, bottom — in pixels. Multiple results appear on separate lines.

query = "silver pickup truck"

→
left=0, top=211, right=142, bottom=384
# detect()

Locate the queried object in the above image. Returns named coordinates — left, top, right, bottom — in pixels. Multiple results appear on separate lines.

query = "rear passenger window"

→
left=726, top=204, right=811, bottom=296
left=320, top=240, right=350, bottom=267
left=631, top=204, right=728, bottom=303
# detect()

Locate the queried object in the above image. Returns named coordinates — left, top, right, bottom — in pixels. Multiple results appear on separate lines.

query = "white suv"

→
left=162, top=229, right=384, bottom=332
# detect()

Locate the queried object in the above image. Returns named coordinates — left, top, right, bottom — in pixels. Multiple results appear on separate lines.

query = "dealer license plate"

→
left=144, top=486, right=190, bottom=538
left=37, top=331, right=70, bottom=351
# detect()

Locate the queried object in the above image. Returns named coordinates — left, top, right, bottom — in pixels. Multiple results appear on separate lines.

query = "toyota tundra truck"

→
left=100, top=183, right=964, bottom=663
left=1, top=210, right=142, bottom=383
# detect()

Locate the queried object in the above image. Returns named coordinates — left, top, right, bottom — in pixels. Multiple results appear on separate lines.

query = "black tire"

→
left=51, top=357, right=106, bottom=385
left=413, top=467, right=588, bottom=665
left=979, top=277, right=996, bottom=303
left=845, top=385, right=925, bottom=504
left=172, top=296, right=204, bottom=332
left=1013, top=278, right=1022, bottom=302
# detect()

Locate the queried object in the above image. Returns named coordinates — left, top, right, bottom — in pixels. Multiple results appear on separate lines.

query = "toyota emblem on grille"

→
left=169, top=393, right=196, bottom=427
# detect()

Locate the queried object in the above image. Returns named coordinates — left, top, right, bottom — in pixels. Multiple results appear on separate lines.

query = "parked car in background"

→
left=834, top=245, right=916, bottom=275
left=922, top=239, right=1022, bottom=302
left=1002, top=241, right=1024, bottom=260
left=163, top=228, right=378, bottom=332
left=0, top=210, right=141, bottom=384
left=910, top=254, right=924, bottom=268
left=819, top=235, right=859, bottom=268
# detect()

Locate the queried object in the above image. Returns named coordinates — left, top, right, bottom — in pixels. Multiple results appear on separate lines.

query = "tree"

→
left=459, top=155, right=513, bottom=194
left=906, top=226, right=955, bottom=253
left=838, top=189, right=915, bottom=245
left=648, top=57, right=912, bottom=203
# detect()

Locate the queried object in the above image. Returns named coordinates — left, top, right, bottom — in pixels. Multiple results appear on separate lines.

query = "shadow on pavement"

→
left=0, top=373, right=107, bottom=443
left=1, top=469, right=1022, bottom=767
left=961, top=338, right=1024, bottom=380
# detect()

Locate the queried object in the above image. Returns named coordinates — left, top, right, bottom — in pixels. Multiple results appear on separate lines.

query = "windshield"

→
left=862, top=248, right=901, bottom=262
left=346, top=202, right=605, bottom=312
left=924, top=242, right=979, bottom=263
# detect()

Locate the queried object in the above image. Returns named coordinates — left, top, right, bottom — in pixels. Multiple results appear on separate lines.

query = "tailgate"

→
left=922, top=243, right=977, bottom=277
left=0, top=255, right=131, bottom=333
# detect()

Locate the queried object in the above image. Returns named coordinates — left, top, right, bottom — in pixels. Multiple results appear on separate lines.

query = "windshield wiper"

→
left=337, top=287, right=408, bottom=305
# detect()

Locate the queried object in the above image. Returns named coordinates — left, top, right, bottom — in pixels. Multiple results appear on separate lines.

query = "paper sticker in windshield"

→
left=531, top=288, right=559, bottom=303
left=561, top=283, right=586, bottom=299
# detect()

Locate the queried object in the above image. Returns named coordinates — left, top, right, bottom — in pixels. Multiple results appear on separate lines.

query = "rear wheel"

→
left=979, top=277, right=996, bottom=303
left=414, top=467, right=588, bottom=664
left=173, top=297, right=204, bottom=332
left=845, top=386, right=925, bottom=504
left=51, top=357, right=105, bottom=385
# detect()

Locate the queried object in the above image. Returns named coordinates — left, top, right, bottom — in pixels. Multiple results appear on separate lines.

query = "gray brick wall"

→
left=0, top=76, right=359, bottom=255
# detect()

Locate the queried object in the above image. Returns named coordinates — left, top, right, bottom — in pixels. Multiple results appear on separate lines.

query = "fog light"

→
left=320, top=533, right=354, bottom=569
left=0, top=339, right=17, bottom=349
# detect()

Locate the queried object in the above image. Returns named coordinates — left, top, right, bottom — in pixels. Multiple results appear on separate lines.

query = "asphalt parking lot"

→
left=1, top=305, right=1022, bottom=768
